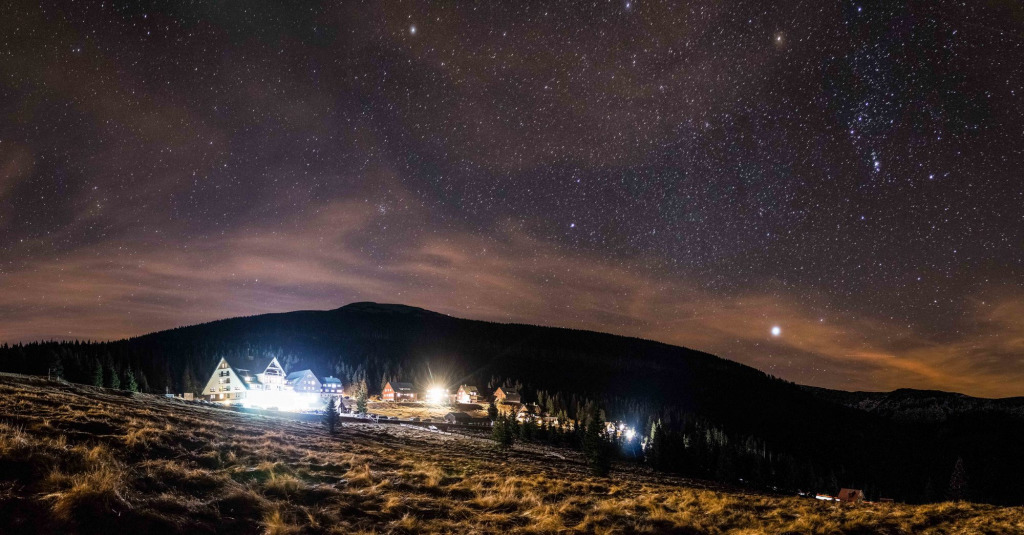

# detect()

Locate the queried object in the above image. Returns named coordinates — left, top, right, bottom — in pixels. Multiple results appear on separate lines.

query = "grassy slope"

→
left=0, top=374, right=1020, bottom=535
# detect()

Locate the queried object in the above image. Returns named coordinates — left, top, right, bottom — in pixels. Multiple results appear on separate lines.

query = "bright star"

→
left=771, top=326, right=781, bottom=337
left=410, top=25, right=416, bottom=35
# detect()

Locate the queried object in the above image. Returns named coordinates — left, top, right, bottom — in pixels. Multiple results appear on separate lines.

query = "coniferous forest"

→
left=2, top=302, right=1022, bottom=505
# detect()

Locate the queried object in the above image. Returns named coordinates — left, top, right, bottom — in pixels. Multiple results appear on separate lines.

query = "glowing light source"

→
left=771, top=326, right=781, bottom=337
left=242, top=388, right=321, bottom=412
left=426, top=386, right=447, bottom=404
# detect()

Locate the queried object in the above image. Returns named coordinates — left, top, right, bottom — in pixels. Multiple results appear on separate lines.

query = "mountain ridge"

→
left=3, top=301, right=1023, bottom=504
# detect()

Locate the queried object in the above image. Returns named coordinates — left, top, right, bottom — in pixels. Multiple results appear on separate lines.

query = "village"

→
left=198, top=355, right=604, bottom=431
left=195, top=355, right=883, bottom=504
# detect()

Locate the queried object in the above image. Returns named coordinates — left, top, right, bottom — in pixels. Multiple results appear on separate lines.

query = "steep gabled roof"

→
left=286, top=370, right=316, bottom=382
left=206, top=357, right=259, bottom=392
left=459, top=385, right=479, bottom=393
left=322, top=376, right=342, bottom=385
left=388, top=381, right=414, bottom=391
left=236, top=355, right=283, bottom=375
left=230, top=367, right=262, bottom=387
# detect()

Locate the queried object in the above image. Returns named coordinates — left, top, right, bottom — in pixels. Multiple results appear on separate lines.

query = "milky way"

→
left=1, top=1, right=1022, bottom=396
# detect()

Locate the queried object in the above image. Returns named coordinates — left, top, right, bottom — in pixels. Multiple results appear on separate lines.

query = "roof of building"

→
left=445, top=412, right=471, bottom=421
left=286, top=370, right=317, bottom=381
left=216, top=358, right=261, bottom=389
left=322, top=376, right=342, bottom=384
left=838, top=489, right=864, bottom=502
left=388, top=381, right=414, bottom=391
left=459, top=385, right=479, bottom=393
left=234, top=356, right=283, bottom=375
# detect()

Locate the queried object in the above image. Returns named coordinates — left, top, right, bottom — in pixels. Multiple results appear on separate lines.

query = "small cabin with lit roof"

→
left=456, top=384, right=480, bottom=404
left=382, top=381, right=417, bottom=402
left=286, top=369, right=321, bottom=394
left=321, top=376, right=343, bottom=399
left=494, top=387, right=521, bottom=404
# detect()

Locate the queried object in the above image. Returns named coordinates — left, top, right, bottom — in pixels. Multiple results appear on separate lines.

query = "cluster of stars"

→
left=0, top=0, right=1021, bottom=394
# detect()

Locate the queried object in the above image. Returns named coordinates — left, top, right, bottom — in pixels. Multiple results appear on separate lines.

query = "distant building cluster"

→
left=202, top=357, right=343, bottom=410
left=202, top=359, right=621, bottom=433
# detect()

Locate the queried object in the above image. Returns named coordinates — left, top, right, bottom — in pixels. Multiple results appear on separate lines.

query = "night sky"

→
left=2, top=1, right=1022, bottom=397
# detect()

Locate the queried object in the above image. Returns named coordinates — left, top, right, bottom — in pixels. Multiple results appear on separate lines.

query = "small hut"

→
left=838, top=488, right=865, bottom=503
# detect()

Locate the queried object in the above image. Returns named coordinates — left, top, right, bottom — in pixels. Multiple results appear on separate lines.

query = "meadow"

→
left=0, top=373, right=1020, bottom=534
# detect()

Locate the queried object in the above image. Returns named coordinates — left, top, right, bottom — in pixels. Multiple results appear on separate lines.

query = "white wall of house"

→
left=202, top=358, right=248, bottom=402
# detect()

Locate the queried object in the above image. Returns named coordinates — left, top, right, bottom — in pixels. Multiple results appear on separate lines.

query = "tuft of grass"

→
left=344, top=462, right=376, bottom=488
left=44, top=465, right=130, bottom=528
left=263, top=507, right=301, bottom=535
left=263, top=472, right=304, bottom=498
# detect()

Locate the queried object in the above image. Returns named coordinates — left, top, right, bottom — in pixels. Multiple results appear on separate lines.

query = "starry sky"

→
left=2, top=1, right=1022, bottom=397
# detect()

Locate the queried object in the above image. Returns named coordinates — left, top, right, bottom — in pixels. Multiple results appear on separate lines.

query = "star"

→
left=771, top=326, right=782, bottom=337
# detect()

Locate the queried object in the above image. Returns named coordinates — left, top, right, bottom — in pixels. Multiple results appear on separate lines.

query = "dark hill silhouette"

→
left=1, top=301, right=1022, bottom=505
left=803, top=386, right=1024, bottom=422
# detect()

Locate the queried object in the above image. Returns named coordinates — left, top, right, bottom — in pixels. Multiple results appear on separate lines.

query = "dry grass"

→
left=0, top=373, right=1021, bottom=534
left=365, top=400, right=489, bottom=420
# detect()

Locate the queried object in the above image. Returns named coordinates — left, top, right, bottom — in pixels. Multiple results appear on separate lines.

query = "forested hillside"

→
left=2, top=302, right=1022, bottom=505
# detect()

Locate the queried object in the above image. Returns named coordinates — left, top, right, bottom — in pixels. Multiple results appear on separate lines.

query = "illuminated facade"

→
left=382, top=381, right=417, bottom=402
left=456, top=384, right=480, bottom=404
left=286, top=369, right=321, bottom=394
left=202, top=357, right=327, bottom=411
left=201, top=358, right=254, bottom=402
left=494, top=387, right=520, bottom=404
left=321, top=376, right=343, bottom=399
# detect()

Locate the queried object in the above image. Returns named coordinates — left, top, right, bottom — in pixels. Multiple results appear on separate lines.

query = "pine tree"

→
left=47, top=351, right=64, bottom=379
left=584, top=410, right=612, bottom=477
left=181, top=367, right=197, bottom=396
left=647, top=420, right=667, bottom=471
left=323, top=398, right=340, bottom=434
left=487, top=399, right=499, bottom=422
left=91, top=359, right=104, bottom=387
left=492, top=413, right=515, bottom=450
left=356, top=380, right=368, bottom=415
left=124, top=368, right=138, bottom=392
left=948, top=457, right=969, bottom=502
left=107, top=363, right=120, bottom=389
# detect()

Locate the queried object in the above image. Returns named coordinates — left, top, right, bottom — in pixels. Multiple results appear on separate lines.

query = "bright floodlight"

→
left=426, top=386, right=447, bottom=404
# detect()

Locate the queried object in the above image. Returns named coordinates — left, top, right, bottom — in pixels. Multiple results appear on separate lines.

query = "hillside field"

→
left=0, top=373, right=1021, bottom=534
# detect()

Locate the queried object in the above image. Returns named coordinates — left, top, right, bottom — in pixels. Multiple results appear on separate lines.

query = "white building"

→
left=202, top=357, right=321, bottom=410
left=321, top=376, right=343, bottom=400
left=286, top=369, right=322, bottom=394
left=456, top=384, right=480, bottom=404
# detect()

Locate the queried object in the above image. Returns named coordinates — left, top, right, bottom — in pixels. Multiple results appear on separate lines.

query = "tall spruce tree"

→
left=323, top=398, right=340, bottom=434
left=487, top=399, right=499, bottom=422
left=106, top=362, right=120, bottom=389
left=948, top=457, right=969, bottom=502
left=492, top=413, right=515, bottom=450
left=91, top=359, right=104, bottom=387
left=181, top=367, right=197, bottom=396
left=124, top=368, right=138, bottom=392
left=583, top=410, right=612, bottom=476
left=356, top=380, right=368, bottom=415
left=47, top=351, right=63, bottom=379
